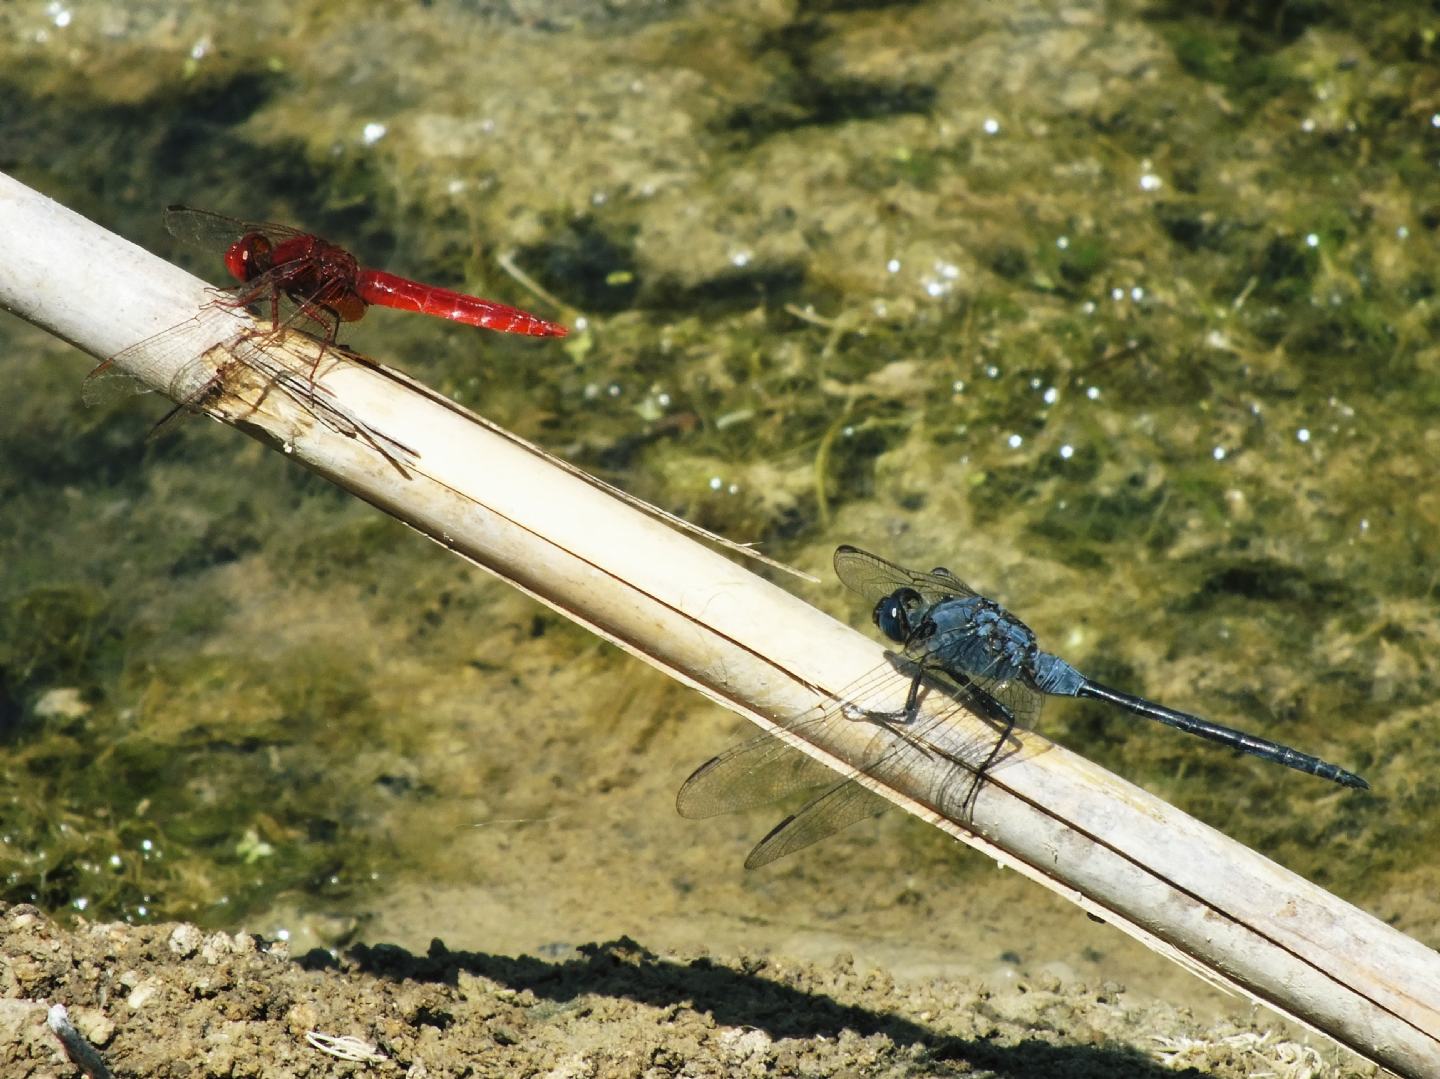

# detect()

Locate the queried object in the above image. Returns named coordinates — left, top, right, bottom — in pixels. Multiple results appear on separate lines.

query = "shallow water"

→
left=1, top=0, right=1435, bottom=1050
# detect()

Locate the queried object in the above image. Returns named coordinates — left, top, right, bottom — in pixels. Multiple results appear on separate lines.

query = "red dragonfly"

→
left=85, top=206, right=567, bottom=422
left=163, top=205, right=568, bottom=340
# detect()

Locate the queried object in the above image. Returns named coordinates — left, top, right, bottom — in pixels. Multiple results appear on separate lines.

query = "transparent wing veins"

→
left=678, top=638, right=1039, bottom=865
left=833, top=544, right=979, bottom=605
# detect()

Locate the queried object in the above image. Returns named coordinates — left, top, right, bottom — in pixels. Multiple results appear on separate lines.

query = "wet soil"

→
left=2, top=903, right=1366, bottom=1078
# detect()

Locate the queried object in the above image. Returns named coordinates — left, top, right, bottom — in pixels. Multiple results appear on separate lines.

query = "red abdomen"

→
left=355, top=271, right=567, bottom=337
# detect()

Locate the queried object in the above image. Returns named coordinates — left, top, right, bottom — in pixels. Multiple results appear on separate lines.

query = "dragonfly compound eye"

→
left=225, top=234, right=273, bottom=282
left=872, top=587, right=921, bottom=643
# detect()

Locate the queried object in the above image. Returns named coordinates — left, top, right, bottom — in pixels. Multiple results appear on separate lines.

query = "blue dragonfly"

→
left=678, top=545, right=1369, bottom=868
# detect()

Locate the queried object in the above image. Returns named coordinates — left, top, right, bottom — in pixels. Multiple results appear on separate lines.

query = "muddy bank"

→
left=2, top=904, right=1363, bottom=1078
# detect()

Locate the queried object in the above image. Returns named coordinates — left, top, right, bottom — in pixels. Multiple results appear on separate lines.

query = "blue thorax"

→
left=886, top=591, right=1087, bottom=697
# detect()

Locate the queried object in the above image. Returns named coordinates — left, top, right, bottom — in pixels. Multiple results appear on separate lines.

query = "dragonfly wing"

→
left=82, top=305, right=251, bottom=407
left=987, top=676, right=1044, bottom=731
left=676, top=647, right=944, bottom=821
left=744, top=779, right=892, bottom=869
left=679, top=651, right=1013, bottom=866
left=833, top=545, right=979, bottom=605
left=676, top=648, right=914, bottom=820
left=741, top=677, right=1043, bottom=870
left=81, top=362, right=151, bottom=406
left=163, top=205, right=306, bottom=250
left=676, top=729, right=840, bottom=818
left=741, top=679, right=1022, bottom=870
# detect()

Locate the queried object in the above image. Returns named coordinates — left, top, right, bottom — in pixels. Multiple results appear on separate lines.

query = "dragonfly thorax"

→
left=924, top=596, right=1041, bottom=683
left=223, top=232, right=368, bottom=323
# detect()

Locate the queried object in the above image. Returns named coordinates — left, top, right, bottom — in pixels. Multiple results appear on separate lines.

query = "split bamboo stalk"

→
left=2, top=172, right=1436, bottom=1077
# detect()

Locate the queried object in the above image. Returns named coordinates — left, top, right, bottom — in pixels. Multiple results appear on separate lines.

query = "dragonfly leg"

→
left=960, top=690, right=1015, bottom=816
left=880, top=657, right=946, bottom=747
left=909, top=670, right=1017, bottom=817
left=276, top=299, right=345, bottom=400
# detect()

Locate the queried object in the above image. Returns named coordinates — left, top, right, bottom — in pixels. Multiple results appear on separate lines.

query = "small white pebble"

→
left=169, top=924, right=203, bottom=958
